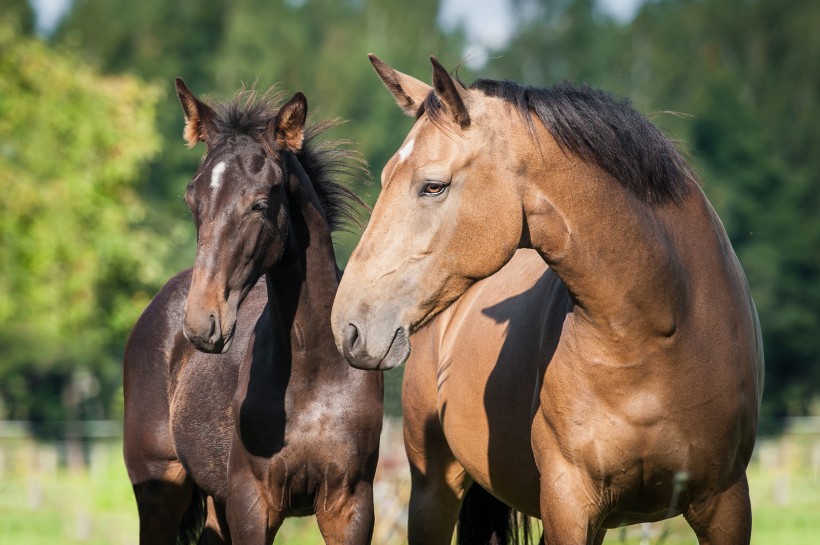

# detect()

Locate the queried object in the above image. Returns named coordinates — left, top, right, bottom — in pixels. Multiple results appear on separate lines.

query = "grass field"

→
left=0, top=427, right=817, bottom=545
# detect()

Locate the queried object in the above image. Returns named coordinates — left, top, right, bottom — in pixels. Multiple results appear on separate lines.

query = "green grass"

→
left=0, top=435, right=817, bottom=544
left=0, top=440, right=138, bottom=545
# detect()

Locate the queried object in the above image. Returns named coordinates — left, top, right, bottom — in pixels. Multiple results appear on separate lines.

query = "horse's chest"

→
left=246, top=436, right=356, bottom=515
left=245, top=397, right=360, bottom=471
left=169, top=356, right=238, bottom=499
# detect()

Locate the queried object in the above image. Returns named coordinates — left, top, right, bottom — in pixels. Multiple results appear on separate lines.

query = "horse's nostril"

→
left=343, top=323, right=360, bottom=354
left=208, top=314, right=217, bottom=341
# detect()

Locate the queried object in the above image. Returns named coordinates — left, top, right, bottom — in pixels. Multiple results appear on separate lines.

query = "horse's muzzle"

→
left=183, top=313, right=234, bottom=354
left=339, top=322, right=410, bottom=370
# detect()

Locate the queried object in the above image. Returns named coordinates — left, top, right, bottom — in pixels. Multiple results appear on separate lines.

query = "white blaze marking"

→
left=210, top=161, right=227, bottom=191
left=398, top=137, right=415, bottom=162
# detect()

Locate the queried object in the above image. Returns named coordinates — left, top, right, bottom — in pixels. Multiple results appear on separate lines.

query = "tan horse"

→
left=331, top=56, right=763, bottom=545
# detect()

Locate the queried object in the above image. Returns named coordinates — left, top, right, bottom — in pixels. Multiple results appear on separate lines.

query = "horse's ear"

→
left=369, top=54, right=432, bottom=117
left=175, top=77, right=216, bottom=148
left=430, top=56, right=470, bottom=129
left=270, top=92, right=308, bottom=152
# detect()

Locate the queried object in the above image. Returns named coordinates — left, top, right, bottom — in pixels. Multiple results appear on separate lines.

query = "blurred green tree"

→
left=0, top=20, right=163, bottom=423
left=0, top=0, right=35, bottom=34
left=56, top=0, right=231, bottom=273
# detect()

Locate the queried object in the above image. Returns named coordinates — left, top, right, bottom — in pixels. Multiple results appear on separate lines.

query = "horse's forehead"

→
left=404, top=118, right=467, bottom=160
left=194, top=143, right=270, bottom=191
left=209, top=160, right=228, bottom=191
left=381, top=107, right=503, bottom=188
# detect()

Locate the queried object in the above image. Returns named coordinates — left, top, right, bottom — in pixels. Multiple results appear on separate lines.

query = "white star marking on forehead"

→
left=210, top=161, right=227, bottom=191
left=398, top=137, right=415, bottom=163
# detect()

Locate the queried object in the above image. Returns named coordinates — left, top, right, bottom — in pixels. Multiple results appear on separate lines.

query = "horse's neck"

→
left=264, top=188, right=342, bottom=375
left=524, top=159, right=688, bottom=357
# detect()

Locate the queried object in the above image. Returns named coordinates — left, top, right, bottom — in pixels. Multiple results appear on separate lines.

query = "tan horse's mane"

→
left=423, top=79, right=695, bottom=206
left=208, top=87, right=369, bottom=232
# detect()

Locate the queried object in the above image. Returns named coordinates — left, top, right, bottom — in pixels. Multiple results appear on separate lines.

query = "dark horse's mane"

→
left=424, top=79, right=694, bottom=205
left=209, top=87, right=368, bottom=231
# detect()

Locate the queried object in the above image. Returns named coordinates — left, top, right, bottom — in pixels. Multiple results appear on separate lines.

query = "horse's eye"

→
left=252, top=200, right=268, bottom=212
left=421, top=181, right=449, bottom=197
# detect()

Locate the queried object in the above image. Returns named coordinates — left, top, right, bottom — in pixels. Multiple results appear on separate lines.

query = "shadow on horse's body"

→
left=123, top=82, right=383, bottom=545
left=332, top=56, right=763, bottom=545
left=402, top=250, right=566, bottom=543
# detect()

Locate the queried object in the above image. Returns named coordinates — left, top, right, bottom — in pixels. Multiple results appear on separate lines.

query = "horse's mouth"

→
left=219, top=332, right=234, bottom=354
left=380, top=327, right=411, bottom=370
left=345, top=326, right=410, bottom=371
left=186, top=323, right=236, bottom=354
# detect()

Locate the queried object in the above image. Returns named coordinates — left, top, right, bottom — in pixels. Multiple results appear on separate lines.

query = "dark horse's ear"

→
left=175, top=78, right=217, bottom=148
left=269, top=92, right=308, bottom=153
left=430, top=56, right=470, bottom=129
left=369, top=53, right=432, bottom=117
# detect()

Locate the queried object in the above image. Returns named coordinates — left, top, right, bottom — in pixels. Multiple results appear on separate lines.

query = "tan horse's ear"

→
left=430, top=56, right=470, bottom=129
left=369, top=54, right=432, bottom=116
left=270, top=92, right=308, bottom=152
left=176, top=77, right=217, bottom=148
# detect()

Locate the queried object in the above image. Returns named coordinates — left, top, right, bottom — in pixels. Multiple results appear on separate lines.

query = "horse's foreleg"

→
left=537, top=459, right=605, bottom=545
left=315, top=481, right=375, bottom=545
left=684, top=472, right=752, bottom=545
left=407, top=467, right=469, bottom=545
left=224, top=470, right=283, bottom=545
left=402, top=401, right=470, bottom=545
left=402, top=336, right=470, bottom=545
left=131, top=468, right=196, bottom=545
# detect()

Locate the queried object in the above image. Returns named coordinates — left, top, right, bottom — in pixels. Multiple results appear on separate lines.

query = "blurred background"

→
left=0, top=0, right=817, bottom=543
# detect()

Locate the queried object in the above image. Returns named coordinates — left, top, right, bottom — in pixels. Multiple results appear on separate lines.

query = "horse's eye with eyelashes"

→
left=252, top=200, right=268, bottom=212
left=421, top=181, right=449, bottom=197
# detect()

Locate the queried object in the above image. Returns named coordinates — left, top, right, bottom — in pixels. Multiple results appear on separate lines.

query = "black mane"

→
left=209, top=87, right=368, bottom=232
left=426, top=79, right=694, bottom=205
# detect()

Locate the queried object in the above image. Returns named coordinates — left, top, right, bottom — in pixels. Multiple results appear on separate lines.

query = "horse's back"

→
left=406, top=249, right=571, bottom=516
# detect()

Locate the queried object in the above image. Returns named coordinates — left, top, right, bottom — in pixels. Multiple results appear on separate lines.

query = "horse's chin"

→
left=184, top=322, right=236, bottom=354
left=218, top=333, right=234, bottom=354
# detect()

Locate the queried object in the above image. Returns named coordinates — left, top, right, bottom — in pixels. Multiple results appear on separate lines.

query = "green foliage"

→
left=0, top=0, right=35, bottom=35
left=55, top=0, right=233, bottom=273
left=0, top=21, right=163, bottom=422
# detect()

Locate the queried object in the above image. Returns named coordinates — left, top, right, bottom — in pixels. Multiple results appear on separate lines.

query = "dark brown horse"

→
left=123, top=80, right=383, bottom=545
left=331, top=56, right=763, bottom=545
